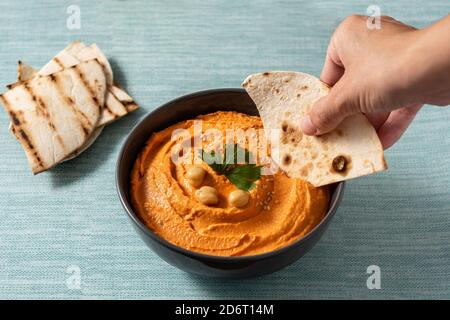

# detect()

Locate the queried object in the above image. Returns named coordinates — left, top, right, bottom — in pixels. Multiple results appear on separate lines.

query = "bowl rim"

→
left=116, top=88, right=345, bottom=262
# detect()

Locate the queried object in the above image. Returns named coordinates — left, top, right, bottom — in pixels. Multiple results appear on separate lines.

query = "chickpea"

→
left=195, top=186, right=219, bottom=206
left=186, top=166, right=206, bottom=187
left=229, top=190, right=249, bottom=208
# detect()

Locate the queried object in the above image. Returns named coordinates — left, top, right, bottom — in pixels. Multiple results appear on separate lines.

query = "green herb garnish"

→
left=198, top=144, right=262, bottom=191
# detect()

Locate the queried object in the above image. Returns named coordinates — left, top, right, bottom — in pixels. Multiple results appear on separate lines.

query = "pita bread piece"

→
left=6, top=61, right=37, bottom=90
left=38, top=42, right=113, bottom=86
left=0, top=59, right=106, bottom=173
left=8, top=60, right=106, bottom=162
left=69, top=43, right=137, bottom=124
left=15, top=60, right=36, bottom=82
left=8, top=58, right=137, bottom=156
left=10, top=41, right=138, bottom=126
left=75, top=43, right=113, bottom=85
left=99, top=87, right=139, bottom=125
left=63, top=125, right=104, bottom=161
left=14, top=59, right=139, bottom=125
left=242, top=71, right=387, bottom=187
left=110, top=84, right=133, bottom=102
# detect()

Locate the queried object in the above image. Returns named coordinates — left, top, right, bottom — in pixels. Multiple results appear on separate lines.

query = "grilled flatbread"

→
left=110, top=84, right=133, bottom=102
left=99, top=89, right=139, bottom=125
left=75, top=44, right=113, bottom=85
left=13, top=60, right=36, bottom=84
left=9, top=42, right=138, bottom=126
left=38, top=48, right=80, bottom=76
left=39, top=41, right=113, bottom=86
left=64, top=124, right=104, bottom=161
left=242, top=71, right=387, bottom=187
left=6, top=61, right=37, bottom=90
left=8, top=60, right=105, bottom=162
left=65, top=40, right=87, bottom=56
left=15, top=60, right=137, bottom=126
left=0, top=59, right=106, bottom=173
left=17, top=61, right=36, bottom=85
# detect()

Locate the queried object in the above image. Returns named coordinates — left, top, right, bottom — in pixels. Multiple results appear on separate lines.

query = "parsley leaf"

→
left=198, top=144, right=262, bottom=191
left=226, top=164, right=262, bottom=191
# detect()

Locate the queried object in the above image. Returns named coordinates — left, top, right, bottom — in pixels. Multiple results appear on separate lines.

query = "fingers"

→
left=320, top=41, right=344, bottom=86
left=300, top=76, right=358, bottom=135
left=321, top=54, right=344, bottom=86
left=301, top=20, right=350, bottom=135
left=301, top=13, right=420, bottom=139
left=377, top=104, right=422, bottom=149
left=365, top=112, right=390, bottom=130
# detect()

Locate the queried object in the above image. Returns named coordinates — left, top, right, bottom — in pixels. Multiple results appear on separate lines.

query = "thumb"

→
left=300, top=78, right=358, bottom=135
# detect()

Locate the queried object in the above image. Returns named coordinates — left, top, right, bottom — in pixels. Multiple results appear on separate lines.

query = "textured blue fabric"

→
left=0, top=0, right=449, bottom=299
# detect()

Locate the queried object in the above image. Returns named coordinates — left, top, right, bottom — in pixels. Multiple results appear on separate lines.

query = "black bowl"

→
left=116, top=88, right=345, bottom=279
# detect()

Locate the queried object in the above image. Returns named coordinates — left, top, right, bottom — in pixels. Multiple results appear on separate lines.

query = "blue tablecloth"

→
left=0, top=0, right=449, bottom=299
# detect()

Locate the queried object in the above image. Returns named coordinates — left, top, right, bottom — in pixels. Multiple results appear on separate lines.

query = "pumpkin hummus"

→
left=130, top=111, right=329, bottom=256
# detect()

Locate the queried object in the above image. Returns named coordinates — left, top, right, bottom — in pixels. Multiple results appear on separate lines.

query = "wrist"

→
left=399, top=22, right=450, bottom=106
left=391, top=29, right=428, bottom=106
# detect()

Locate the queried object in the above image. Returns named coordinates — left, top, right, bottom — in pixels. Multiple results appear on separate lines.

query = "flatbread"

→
left=8, top=57, right=138, bottom=160
left=65, top=40, right=87, bottom=56
left=110, top=84, right=133, bottom=102
left=37, top=42, right=113, bottom=86
left=0, top=59, right=106, bottom=173
left=38, top=47, right=80, bottom=76
left=6, top=61, right=37, bottom=90
left=242, top=71, right=387, bottom=187
left=8, top=60, right=105, bottom=162
left=17, top=61, right=36, bottom=84
left=8, top=41, right=138, bottom=126
left=99, top=89, right=139, bottom=125
left=14, top=60, right=36, bottom=83
left=64, top=125, right=104, bottom=161
left=76, top=43, right=113, bottom=85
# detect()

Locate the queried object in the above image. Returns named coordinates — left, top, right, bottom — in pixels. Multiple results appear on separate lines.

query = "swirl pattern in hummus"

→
left=130, top=111, right=329, bottom=256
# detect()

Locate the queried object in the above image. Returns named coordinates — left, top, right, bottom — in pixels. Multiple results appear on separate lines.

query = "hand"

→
left=300, top=15, right=450, bottom=149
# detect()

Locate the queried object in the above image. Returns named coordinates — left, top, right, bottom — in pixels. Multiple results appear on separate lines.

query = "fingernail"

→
left=300, top=115, right=318, bottom=135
